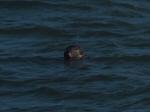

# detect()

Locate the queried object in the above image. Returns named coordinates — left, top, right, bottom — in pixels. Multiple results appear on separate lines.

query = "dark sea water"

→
left=0, top=0, right=150, bottom=112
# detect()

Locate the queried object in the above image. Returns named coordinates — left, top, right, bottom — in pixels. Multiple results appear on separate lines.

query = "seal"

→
left=64, top=45, right=86, bottom=60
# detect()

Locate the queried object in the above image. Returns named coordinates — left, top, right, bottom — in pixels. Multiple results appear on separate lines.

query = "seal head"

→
left=64, top=45, right=85, bottom=60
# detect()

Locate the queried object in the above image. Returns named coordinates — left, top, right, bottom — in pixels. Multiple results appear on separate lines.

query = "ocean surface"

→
left=0, top=0, right=150, bottom=112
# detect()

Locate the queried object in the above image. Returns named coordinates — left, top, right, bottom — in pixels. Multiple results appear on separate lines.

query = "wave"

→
left=0, top=26, right=73, bottom=37
left=0, top=84, right=63, bottom=98
left=92, top=55, right=150, bottom=63
left=0, top=56, right=64, bottom=65
left=0, top=1, right=94, bottom=11
left=0, top=54, right=150, bottom=66
left=83, top=74, right=127, bottom=82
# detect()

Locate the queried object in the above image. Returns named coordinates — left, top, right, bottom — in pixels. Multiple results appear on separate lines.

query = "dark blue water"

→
left=0, top=0, right=150, bottom=112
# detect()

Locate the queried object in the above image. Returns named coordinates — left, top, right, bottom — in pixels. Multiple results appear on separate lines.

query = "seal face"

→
left=64, top=45, right=85, bottom=60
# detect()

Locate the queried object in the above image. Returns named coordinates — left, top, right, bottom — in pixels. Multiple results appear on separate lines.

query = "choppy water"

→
left=0, top=0, right=150, bottom=112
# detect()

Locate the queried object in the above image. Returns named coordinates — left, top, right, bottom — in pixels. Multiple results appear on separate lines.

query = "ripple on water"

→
left=0, top=0, right=150, bottom=112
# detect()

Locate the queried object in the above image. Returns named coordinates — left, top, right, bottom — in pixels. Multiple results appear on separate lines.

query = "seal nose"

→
left=78, top=50, right=85, bottom=59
